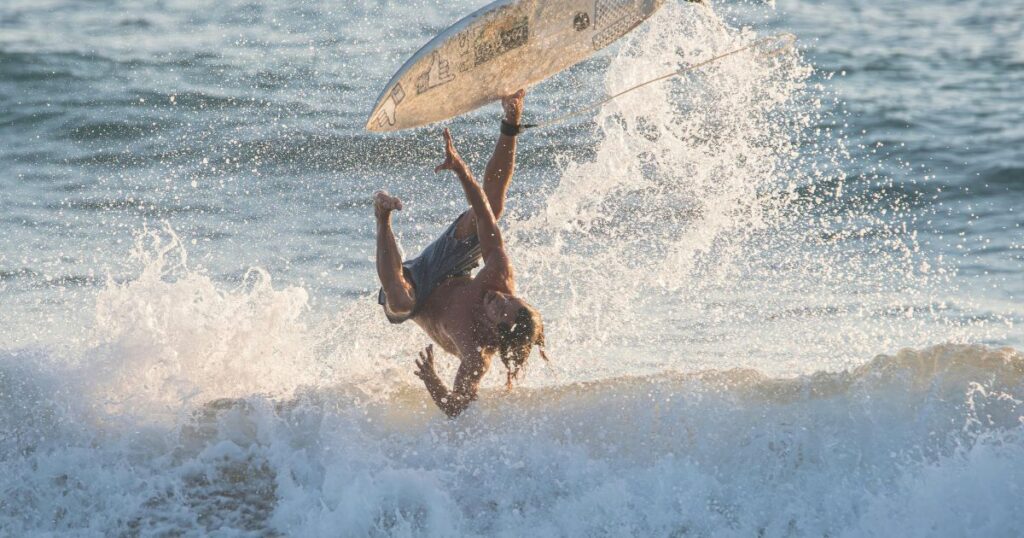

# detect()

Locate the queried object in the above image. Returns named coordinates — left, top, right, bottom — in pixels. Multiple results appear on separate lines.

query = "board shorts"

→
left=378, top=216, right=481, bottom=324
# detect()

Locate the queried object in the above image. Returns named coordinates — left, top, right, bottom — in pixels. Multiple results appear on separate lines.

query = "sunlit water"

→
left=1, top=0, right=1021, bottom=535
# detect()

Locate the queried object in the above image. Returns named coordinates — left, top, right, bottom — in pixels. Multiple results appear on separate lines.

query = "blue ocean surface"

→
left=1, top=0, right=1021, bottom=535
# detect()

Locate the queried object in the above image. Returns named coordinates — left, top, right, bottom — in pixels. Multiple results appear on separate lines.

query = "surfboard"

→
left=366, top=0, right=667, bottom=132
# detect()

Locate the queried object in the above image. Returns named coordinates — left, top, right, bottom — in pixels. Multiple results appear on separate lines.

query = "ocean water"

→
left=1, top=0, right=1022, bottom=535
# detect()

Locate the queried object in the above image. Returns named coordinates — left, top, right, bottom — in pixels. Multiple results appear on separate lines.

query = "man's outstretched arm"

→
left=414, top=345, right=487, bottom=418
left=435, top=129, right=505, bottom=261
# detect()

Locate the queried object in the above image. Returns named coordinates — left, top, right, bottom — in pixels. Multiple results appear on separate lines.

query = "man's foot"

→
left=502, top=89, right=526, bottom=125
left=374, top=190, right=403, bottom=220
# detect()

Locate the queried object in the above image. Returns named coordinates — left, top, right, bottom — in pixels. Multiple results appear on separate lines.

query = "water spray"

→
left=522, top=33, right=798, bottom=132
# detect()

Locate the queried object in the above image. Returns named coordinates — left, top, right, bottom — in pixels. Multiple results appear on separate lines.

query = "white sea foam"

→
left=3, top=281, right=1022, bottom=535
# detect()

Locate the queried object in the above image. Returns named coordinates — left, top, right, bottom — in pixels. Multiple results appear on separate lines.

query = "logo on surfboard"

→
left=416, top=52, right=456, bottom=95
left=593, top=0, right=647, bottom=50
left=474, top=16, right=529, bottom=66
left=573, top=12, right=591, bottom=31
left=375, top=83, right=406, bottom=128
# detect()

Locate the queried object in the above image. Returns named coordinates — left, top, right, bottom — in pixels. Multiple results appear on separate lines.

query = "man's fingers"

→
left=415, top=346, right=435, bottom=373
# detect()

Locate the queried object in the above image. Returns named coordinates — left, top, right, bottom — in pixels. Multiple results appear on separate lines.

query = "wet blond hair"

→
left=496, top=305, right=549, bottom=389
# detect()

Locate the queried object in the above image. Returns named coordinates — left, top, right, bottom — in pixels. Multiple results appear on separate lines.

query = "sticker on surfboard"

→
left=366, top=0, right=667, bottom=132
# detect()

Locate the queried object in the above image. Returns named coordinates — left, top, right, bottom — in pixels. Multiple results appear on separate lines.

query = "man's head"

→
left=483, top=290, right=547, bottom=387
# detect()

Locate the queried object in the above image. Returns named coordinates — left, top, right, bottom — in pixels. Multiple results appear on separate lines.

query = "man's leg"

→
left=483, top=88, right=524, bottom=219
left=375, top=191, right=415, bottom=317
left=454, top=89, right=525, bottom=240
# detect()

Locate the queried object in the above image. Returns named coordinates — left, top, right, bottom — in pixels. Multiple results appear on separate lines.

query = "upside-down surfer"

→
left=374, top=90, right=547, bottom=418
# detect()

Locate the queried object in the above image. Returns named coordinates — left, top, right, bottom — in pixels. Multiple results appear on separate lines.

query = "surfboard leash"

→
left=520, top=33, right=797, bottom=133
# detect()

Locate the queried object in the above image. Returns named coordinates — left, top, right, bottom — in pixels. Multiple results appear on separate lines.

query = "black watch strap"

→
left=501, top=120, right=522, bottom=137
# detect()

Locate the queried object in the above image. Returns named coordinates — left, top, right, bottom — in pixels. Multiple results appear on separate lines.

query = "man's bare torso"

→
left=412, top=275, right=482, bottom=357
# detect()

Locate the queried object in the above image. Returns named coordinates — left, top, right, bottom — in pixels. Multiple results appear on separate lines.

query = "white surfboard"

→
left=366, top=0, right=667, bottom=132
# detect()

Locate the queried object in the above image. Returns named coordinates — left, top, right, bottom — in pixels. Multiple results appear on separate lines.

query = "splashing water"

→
left=508, top=4, right=1002, bottom=378
left=85, top=225, right=327, bottom=420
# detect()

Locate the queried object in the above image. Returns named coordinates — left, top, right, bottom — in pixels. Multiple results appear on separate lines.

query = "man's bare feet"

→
left=502, top=89, right=526, bottom=125
left=374, top=190, right=403, bottom=220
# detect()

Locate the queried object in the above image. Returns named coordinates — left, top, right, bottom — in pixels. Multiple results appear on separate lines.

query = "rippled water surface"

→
left=1, top=0, right=1021, bottom=535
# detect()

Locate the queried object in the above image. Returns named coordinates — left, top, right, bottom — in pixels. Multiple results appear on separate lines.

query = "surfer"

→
left=374, top=90, right=547, bottom=418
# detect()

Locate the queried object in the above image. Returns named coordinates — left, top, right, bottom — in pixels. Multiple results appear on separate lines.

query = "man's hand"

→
left=414, top=344, right=439, bottom=382
left=413, top=344, right=487, bottom=419
left=434, top=128, right=467, bottom=175
left=502, top=89, right=526, bottom=125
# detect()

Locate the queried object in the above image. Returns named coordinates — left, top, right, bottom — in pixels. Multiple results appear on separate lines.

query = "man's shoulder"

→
left=474, top=264, right=514, bottom=294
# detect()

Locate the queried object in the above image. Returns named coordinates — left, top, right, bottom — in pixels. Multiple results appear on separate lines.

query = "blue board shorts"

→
left=378, top=216, right=481, bottom=324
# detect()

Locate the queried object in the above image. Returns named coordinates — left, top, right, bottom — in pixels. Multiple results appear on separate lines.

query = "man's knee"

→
left=454, top=210, right=475, bottom=241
